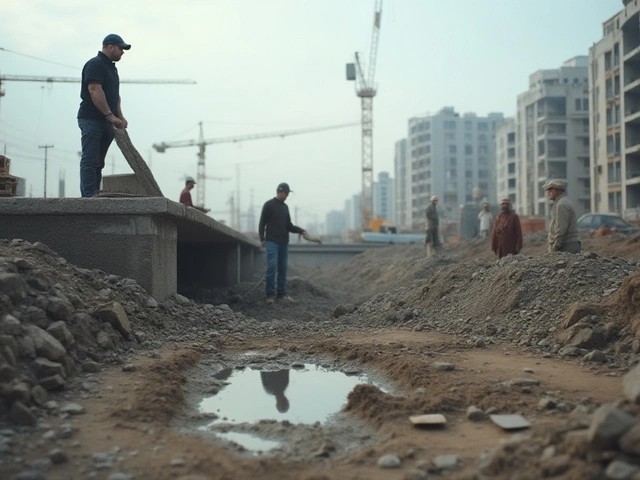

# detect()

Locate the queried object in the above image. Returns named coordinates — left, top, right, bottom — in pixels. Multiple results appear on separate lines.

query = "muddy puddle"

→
left=175, top=350, right=391, bottom=460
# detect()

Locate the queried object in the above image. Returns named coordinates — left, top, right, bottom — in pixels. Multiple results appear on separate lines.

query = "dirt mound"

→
left=333, top=251, right=639, bottom=360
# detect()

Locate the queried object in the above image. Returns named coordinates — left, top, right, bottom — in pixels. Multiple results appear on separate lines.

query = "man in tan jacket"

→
left=543, top=179, right=580, bottom=253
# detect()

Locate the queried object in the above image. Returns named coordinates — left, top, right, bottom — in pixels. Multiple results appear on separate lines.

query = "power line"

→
left=0, top=47, right=79, bottom=70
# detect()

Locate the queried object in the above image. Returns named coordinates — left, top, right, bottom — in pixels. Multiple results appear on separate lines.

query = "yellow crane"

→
left=346, top=0, right=382, bottom=231
left=152, top=121, right=360, bottom=209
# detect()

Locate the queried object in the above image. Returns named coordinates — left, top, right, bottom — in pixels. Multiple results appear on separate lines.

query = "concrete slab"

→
left=0, top=197, right=260, bottom=300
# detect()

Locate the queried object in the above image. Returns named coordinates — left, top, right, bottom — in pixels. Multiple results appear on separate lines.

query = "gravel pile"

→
left=335, top=251, right=640, bottom=364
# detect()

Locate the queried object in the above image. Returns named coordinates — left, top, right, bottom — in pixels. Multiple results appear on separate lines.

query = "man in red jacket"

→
left=491, top=198, right=523, bottom=259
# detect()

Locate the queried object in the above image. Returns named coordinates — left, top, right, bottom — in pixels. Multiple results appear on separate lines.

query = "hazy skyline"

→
left=0, top=0, right=622, bottom=231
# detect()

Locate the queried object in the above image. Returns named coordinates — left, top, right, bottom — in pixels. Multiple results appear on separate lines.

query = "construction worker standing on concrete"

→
left=425, top=195, right=441, bottom=257
left=478, top=203, right=494, bottom=239
left=544, top=179, right=580, bottom=253
left=179, top=177, right=210, bottom=213
left=258, top=182, right=307, bottom=304
left=78, top=34, right=131, bottom=197
left=491, top=198, right=523, bottom=259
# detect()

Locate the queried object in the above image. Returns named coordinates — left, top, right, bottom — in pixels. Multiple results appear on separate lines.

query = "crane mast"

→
left=347, top=0, right=382, bottom=231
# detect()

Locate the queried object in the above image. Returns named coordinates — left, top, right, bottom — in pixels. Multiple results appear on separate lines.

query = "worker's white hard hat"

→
left=431, top=195, right=439, bottom=202
left=185, top=176, right=196, bottom=184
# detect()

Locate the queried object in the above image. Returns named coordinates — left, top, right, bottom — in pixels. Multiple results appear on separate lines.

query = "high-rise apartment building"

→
left=589, top=0, right=640, bottom=218
left=406, top=107, right=504, bottom=229
left=393, top=139, right=409, bottom=228
left=373, top=171, right=395, bottom=222
left=516, top=57, right=591, bottom=218
left=495, top=118, right=517, bottom=208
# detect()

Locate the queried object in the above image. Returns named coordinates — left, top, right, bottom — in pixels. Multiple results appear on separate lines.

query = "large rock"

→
left=22, top=306, right=49, bottom=329
left=0, top=362, right=15, bottom=381
left=34, top=357, right=66, bottom=379
left=39, top=374, right=65, bottom=391
left=0, top=273, right=28, bottom=303
left=46, top=321, right=75, bottom=349
left=96, top=331, right=114, bottom=350
left=567, top=328, right=602, bottom=349
left=30, top=385, right=48, bottom=407
left=27, top=326, right=66, bottom=361
left=10, top=401, right=37, bottom=426
left=588, top=404, right=637, bottom=449
left=96, top=302, right=131, bottom=337
left=0, top=314, right=21, bottom=335
left=562, top=303, right=601, bottom=330
left=604, top=460, right=640, bottom=480
left=623, top=363, right=640, bottom=404
left=17, top=336, right=36, bottom=359
left=46, top=297, right=74, bottom=321
left=619, top=423, right=640, bottom=456
left=0, top=335, right=18, bottom=359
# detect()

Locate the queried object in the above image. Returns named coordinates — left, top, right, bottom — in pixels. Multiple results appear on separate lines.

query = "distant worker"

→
left=478, top=203, right=494, bottom=239
left=491, top=198, right=523, bottom=259
left=258, top=182, right=307, bottom=304
left=425, top=195, right=441, bottom=256
left=544, top=179, right=580, bottom=253
left=179, top=177, right=210, bottom=213
left=78, top=34, right=131, bottom=197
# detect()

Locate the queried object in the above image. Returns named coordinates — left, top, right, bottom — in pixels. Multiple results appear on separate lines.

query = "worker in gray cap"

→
left=543, top=179, right=580, bottom=253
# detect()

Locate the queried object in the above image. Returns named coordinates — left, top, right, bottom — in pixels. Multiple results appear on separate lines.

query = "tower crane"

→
left=152, top=121, right=360, bottom=209
left=0, top=75, right=196, bottom=111
left=346, top=0, right=382, bottom=231
left=0, top=75, right=196, bottom=87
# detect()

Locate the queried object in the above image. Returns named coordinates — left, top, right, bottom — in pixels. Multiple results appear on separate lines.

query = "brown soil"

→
left=3, top=331, right=624, bottom=480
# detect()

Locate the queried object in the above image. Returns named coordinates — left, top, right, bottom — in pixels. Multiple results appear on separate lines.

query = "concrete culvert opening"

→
left=176, top=351, right=387, bottom=458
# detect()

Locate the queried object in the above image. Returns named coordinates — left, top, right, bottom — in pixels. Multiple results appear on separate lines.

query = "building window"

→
left=465, top=121, right=472, bottom=130
left=444, top=121, right=456, bottom=129
left=508, top=163, right=516, bottom=174
left=508, top=178, right=516, bottom=189
left=465, top=145, right=473, bottom=155
left=575, top=98, right=581, bottom=111
left=449, top=145, right=457, bottom=153
left=478, top=122, right=488, bottom=132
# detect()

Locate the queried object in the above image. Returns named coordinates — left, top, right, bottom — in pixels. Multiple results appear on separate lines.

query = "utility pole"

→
left=236, top=164, right=241, bottom=231
left=38, top=144, right=53, bottom=198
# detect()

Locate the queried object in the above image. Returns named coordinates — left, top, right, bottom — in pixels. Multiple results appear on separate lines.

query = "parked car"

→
left=576, top=213, right=639, bottom=232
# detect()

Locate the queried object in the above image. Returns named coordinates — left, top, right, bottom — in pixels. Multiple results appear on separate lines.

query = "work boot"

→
left=276, top=295, right=296, bottom=303
left=265, top=296, right=275, bottom=305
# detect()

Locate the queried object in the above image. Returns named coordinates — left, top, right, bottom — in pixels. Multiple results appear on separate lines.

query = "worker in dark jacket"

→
left=491, top=198, right=523, bottom=259
left=258, top=182, right=307, bottom=304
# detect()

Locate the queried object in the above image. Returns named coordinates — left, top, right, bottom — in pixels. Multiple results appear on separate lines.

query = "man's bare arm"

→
left=87, top=84, right=124, bottom=127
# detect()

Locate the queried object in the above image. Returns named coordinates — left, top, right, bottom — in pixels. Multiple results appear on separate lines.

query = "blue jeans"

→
left=265, top=241, right=288, bottom=297
left=78, top=119, right=114, bottom=197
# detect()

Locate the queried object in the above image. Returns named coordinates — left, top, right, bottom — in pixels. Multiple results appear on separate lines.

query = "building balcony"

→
left=626, top=106, right=640, bottom=124
left=626, top=142, right=640, bottom=156
left=624, top=76, right=640, bottom=93
left=627, top=171, right=640, bottom=185
left=624, top=44, right=640, bottom=63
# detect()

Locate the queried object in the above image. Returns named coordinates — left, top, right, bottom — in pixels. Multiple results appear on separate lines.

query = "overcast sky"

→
left=0, top=0, right=622, bottom=230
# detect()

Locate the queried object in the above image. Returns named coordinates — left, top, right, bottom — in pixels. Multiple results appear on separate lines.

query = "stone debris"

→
left=377, top=453, right=401, bottom=468
left=466, top=405, right=486, bottom=421
left=432, top=454, right=461, bottom=472
left=431, top=362, right=455, bottom=372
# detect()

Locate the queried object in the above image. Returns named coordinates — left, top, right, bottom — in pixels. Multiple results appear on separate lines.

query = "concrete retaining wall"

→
left=0, top=198, right=260, bottom=300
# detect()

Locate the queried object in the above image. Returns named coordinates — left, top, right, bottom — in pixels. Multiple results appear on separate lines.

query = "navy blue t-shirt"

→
left=77, top=52, right=120, bottom=121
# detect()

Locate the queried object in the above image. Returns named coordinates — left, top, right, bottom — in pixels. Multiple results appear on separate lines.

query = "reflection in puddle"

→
left=215, top=431, right=280, bottom=453
left=200, top=364, right=372, bottom=425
